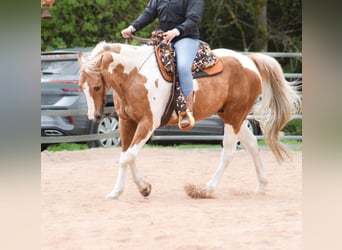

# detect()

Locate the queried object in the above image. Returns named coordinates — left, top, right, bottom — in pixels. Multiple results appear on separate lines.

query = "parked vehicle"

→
left=151, top=116, right=260, bottom=144
left=41, top=48, right=120, bottom=150
left=41, top=48, right=261, bottom=150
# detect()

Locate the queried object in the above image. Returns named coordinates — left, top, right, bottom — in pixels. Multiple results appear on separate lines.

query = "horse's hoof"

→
left=140, top=183, right=152, bottom=197
left=106, top=193, right=118, bottom=200
left=255, top=184, right=267, bottom=195
left=255, top=188, right=266, bottom=195
left=184, top=184, right=212, bottom=199
left=105, top=190, right=122, bottom=200
left=256, top=179, right=268, bottom=194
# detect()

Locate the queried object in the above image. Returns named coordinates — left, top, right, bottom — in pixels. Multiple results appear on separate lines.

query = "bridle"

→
left=95, top=34, right=163, bottom=103
left=100, top=71, right=108, bottom=104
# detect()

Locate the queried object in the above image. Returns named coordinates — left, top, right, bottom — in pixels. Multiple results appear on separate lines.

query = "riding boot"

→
left=178, top=91, right=195, bottom=131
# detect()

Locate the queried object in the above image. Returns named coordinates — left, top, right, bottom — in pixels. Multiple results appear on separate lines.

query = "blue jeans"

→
left=172, top=38, right=200, bottom=98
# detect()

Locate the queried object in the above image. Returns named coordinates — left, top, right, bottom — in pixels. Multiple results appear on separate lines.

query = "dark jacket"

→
left=131, top=0, right=205, bottom=42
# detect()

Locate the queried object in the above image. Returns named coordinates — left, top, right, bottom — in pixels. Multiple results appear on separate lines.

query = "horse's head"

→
left=78, top=52, right=110, bottom=122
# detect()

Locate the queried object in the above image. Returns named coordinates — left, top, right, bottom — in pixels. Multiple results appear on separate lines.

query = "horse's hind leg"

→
left=185, top=124, right=238, bottom=198
left=206, top=124, right=238, bottom=196
left=237, top=123, right=268, bottom=193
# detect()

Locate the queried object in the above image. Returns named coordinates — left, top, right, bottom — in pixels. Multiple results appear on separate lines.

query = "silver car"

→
left=41, top=48, right=120, bottom=150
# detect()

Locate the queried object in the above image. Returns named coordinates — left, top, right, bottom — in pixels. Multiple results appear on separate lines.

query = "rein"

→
left=105, top=34, right=177, bottom=126
left=127, top=33, right=177, bottom=127
left=127, top=34, right=152, bottom=44
left=98, top=38, right=154, bottom=102
left=100, top=71, right=109, bottom=104
left=118, top=34, right=162, bottom=99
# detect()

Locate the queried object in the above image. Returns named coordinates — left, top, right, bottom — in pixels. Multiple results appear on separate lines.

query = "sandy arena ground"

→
left=41, top=147, right=302, bottom=250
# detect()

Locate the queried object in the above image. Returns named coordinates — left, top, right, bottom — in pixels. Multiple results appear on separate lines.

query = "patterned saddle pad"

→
left=149, top=31, right=223, bottom=82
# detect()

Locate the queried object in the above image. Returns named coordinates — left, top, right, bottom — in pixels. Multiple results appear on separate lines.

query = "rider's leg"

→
left=173, top=38, right=200, bottom=130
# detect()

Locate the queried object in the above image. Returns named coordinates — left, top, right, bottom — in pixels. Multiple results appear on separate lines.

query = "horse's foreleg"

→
left=127, top=122, right=154, bottom=197
left=237, top=123, right=268, bottom=194
left=106, top=152, right=129, bottom=199
left=184, top=124, right=238, bottom=198
left=129, top=160, right=152, bottom=197
left=106, top=119, right=136, bottom=200
left=106, top=142, right=152, bottom=199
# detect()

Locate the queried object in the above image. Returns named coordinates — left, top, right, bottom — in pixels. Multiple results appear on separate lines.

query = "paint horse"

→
left=78, top=41, right=301, bottom=199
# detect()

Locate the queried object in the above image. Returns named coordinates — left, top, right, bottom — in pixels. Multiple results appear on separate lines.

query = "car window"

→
left=41, top=60, right=78, bottom=75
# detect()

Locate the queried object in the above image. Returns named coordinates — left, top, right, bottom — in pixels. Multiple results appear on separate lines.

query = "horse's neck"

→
left=103, top=44, right=155, bottom=95
left=101, top=43, right=172, bottom=129
left=113, top=44, right=154, bottom=70
left=91, top=41, right=154, bottom=69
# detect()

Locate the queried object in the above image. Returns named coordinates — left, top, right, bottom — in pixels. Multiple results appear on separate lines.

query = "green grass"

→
left=258, top=139, right=302, bottom=151
left=145, top=143, right=222, bottom=149
left=46, top=143, right=89, bottom=152
left=45, top=140, right=302, bottom=152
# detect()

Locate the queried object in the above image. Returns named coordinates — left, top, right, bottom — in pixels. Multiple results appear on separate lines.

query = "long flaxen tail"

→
left=249, top=53, right=301, bottom=163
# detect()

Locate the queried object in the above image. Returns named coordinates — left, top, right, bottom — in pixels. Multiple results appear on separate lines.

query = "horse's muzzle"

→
left=93, top=106, right=104, bottom=123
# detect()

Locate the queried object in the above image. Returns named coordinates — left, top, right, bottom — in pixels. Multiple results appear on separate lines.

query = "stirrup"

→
left=178, top=109, right=195, bottom=131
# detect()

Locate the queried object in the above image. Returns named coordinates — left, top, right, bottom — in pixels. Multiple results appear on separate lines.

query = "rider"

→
left=121, top=0, right=205, bottom=130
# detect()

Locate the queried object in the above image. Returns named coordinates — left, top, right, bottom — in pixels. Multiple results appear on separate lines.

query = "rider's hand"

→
left=163, top=28, right=180, bottom=44
left=121, top=26, right=136, bottom=39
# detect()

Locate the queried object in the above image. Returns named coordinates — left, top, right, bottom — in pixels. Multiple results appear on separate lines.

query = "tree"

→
left=199, top=0, right=301, bottom=51
left=254, top=0, right=268, bottom=51
left=42, top=0, right=301, bottom=54
left=41, top=0, right=149, bottom=50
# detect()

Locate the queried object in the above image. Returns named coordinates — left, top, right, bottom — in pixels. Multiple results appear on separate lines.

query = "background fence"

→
left=41, top=52, right=302, bottom=146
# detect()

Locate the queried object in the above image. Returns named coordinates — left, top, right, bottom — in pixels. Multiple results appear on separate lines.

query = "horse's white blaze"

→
left=213, top=49, right=261, bottom=79
left=82, top=82, right=95, bottom=120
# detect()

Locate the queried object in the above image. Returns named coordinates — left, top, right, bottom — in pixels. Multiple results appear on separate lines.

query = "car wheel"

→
left=87, top=115, right=121, bottom=148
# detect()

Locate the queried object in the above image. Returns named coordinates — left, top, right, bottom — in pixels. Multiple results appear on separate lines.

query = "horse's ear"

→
left=95, top=54, right=103, bottom=68
left=78, top=52, right=84, bottom=64
left=101, top=52, right=114, bottom=69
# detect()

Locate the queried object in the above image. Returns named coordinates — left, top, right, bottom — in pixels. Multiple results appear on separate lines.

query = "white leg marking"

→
left=121, top=145, right=141, bottom=189
left=206, top=124, right=238, bottom=196
left=106, top=141, right=151, bottom=199
left=82, top=82, right=95, bottom=120
left=129, top=162, right=147, bottom=191
left=126, top=141, right=152, bottom=195
left=238, top=123, right=268, bottom=194
left=106, top=152, right=129, bottom=199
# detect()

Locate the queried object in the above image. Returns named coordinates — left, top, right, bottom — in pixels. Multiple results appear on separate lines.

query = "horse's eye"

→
left=94, top=86, right=101, bottom=91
